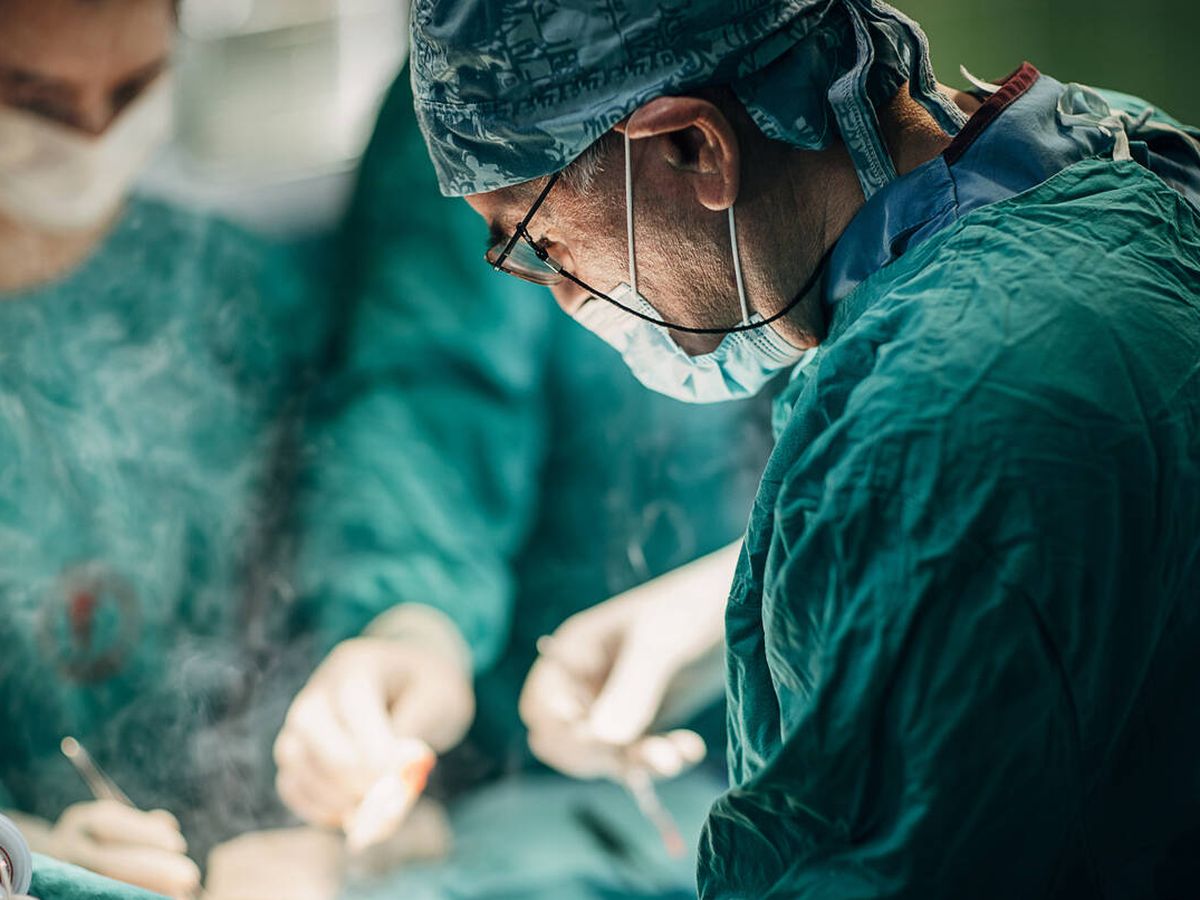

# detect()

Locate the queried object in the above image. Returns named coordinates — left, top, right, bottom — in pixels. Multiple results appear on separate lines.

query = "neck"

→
left=0, top=214, right=110, bottom=296
left=755, top=85, right=958, bottom=346
left=879, top=85, right=955, bottom=176
left=741, top=140, right=859, bottom=350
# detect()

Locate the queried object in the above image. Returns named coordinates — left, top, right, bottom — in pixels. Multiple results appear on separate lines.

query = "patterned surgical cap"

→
left=411, top=0, right=966, bottom=199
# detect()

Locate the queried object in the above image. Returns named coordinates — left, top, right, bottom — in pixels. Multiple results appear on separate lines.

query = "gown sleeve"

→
left=293, top=68, right=555, bottom=669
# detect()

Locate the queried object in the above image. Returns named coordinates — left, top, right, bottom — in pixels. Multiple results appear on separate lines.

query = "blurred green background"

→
left=899, top=0, right=1200, bottom=124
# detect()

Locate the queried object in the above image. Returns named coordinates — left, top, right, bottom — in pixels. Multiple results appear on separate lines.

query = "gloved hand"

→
left=203, top=825, right=343, bottom=900
left=202, top=801, right=451, bottom=900
left=274, top=604, right=474, bottom=829
left=46, top=800, right=200, bottom=898
left=520, top=541, right=741, bottom=781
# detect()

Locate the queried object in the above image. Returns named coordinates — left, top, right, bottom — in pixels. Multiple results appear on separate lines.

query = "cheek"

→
left=636, top=229, right=725, bottom=318
left=552, top=221, right=629, bottom=293
left=638, top=195, right=741, bottom=326
left=549, top=282, right=590, bottom=316
left=545, top=192, right=631, bottom=292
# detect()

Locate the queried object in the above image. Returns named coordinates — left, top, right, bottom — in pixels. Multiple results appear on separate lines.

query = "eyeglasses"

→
left=485, top=171, right=569, bottom=286
left=485, top=171, right=653, bottom=322
left=482, top=168, right=702, bottom=330
left=483, top=165, right=829, bottom=336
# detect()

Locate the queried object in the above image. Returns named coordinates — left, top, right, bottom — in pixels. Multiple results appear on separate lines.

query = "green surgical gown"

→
left=29, top=854, right=165, bottom=900
left=700, top=143, right=1200, bottom=896
left=0, top=198, right=323, bottom=862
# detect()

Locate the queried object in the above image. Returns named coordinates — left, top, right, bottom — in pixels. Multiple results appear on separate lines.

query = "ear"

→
left=617, top=96, right=740, bottom=211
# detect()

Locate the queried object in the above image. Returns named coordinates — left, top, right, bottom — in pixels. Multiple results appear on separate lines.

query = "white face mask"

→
left=571, top=130, right=811, bottom=404
left=0, top=74, right=174, bottom=232
left=574, top=281, right=815, bottom=402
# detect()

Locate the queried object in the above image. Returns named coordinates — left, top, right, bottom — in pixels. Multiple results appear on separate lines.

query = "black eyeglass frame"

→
left=485, top=169, right=829, bottom=336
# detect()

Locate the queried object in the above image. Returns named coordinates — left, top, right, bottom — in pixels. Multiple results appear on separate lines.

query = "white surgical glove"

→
left=44, top=800, right=200, bottom=898
left=203, top=826, right=344, bottom=900
left=202, top=801, right=451, bottom=900
left=520, top=540, right=740, bottom=781
left=273, top=604, right=474, bottom=830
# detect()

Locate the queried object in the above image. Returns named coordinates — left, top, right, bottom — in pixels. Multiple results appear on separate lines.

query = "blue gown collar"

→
left=821, top=62, right=1125, bottom=310
left=824, top=63, right=1038, bottom=308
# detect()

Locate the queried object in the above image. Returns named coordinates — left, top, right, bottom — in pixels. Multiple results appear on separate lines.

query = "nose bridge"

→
left=75, top=83, right=117, bottom=136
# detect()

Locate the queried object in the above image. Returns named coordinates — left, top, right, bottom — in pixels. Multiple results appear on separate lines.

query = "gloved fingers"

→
left=387, top=669, right=473, bottom=753
left=526, top=724, right=623, bottom=780
left=542, top=615, right=621, bottom=680
left=386, top=695, right=446, bottom=754
left=146, top=809, right=184, bottom=833
left=279, top=690, right=370, bottom=797
left=59, top=801, right=186, bottom=853
left=275, top=768, right=347, bottom=828
left=273, top=729, right=363, bottom=818
left=272, top=728, right=300, bottom=770
left=586, top=629, right=680, bottom=746
left=625, top=729, right=707, bottom=780
left=276, top=729, right=369, bottom=825
left=332, top=667, right=401, bottom=776
left=519, top=653, right=594, bottom=731
left=521, top=596, right=651, bottom=734
left=70, top=841, right=200, bottom=898
left=348, top=798, right=452, bottom=874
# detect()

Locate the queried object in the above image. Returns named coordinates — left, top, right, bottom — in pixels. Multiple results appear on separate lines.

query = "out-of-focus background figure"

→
left=0, top=0, right=323, bottom=896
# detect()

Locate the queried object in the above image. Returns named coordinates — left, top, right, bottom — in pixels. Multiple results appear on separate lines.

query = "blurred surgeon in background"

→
left=0, top=0, right=323, bottom=895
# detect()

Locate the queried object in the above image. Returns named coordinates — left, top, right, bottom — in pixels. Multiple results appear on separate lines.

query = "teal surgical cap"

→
left=410, top=0, right=968, bottom=199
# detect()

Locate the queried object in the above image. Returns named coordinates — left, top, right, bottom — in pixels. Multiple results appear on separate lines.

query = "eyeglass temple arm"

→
left=492, top=171, right=562, bottom=270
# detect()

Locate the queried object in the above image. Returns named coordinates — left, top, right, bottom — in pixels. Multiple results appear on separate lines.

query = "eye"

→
left=11, top=95, right=79, bottom=129
left=111, top=78, right=150, bottom=116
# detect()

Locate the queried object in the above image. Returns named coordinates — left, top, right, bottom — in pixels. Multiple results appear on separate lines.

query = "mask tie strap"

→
left=728, top=204, right=751, bottom=326
left=623, top=129, right=639, bottom=297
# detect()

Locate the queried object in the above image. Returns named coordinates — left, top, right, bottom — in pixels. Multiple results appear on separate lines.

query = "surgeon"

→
left=407, top=0, right=1200, bottom=895
left=0, top=0, right=320, bottom=896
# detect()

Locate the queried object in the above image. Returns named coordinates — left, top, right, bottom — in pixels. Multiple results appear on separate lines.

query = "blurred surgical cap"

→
left=410, top=0, right=967, bottom=199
